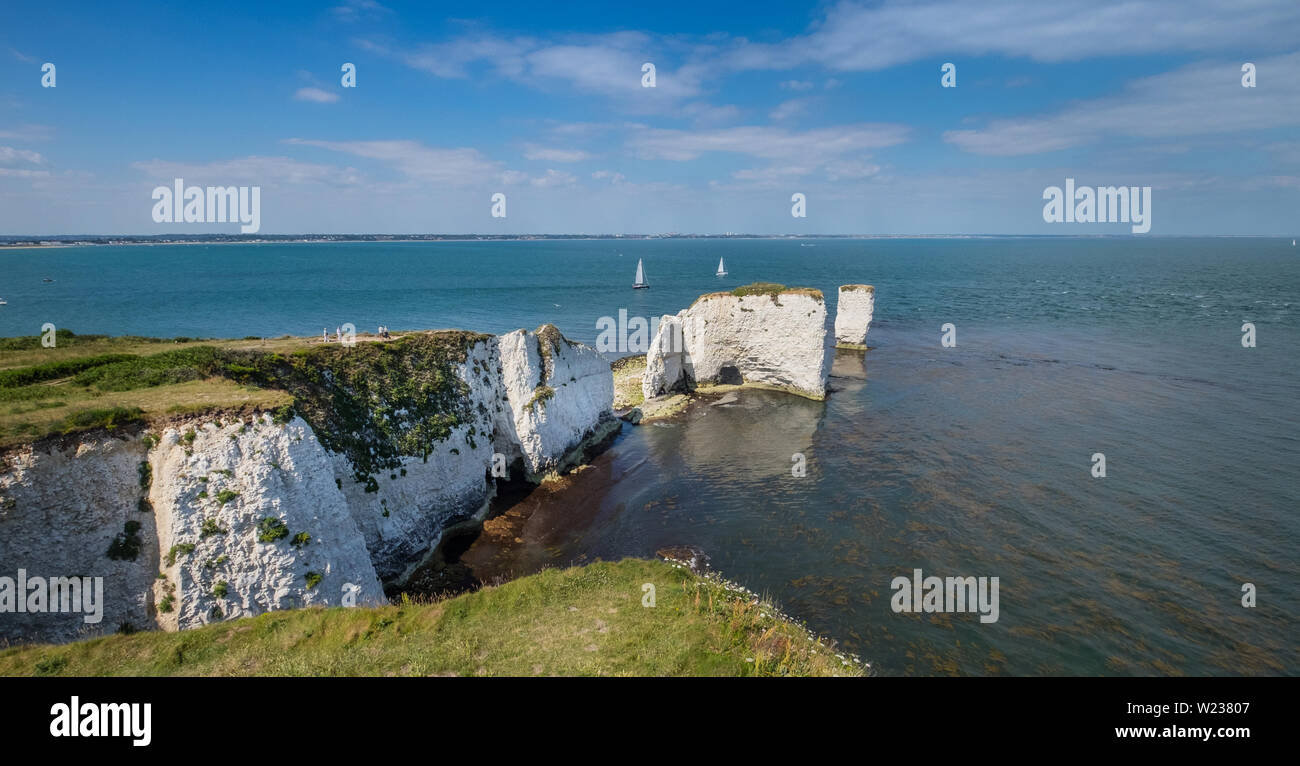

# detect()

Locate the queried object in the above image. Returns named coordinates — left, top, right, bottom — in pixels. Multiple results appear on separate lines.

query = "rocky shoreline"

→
left=0, top=282, right=874, bottom=646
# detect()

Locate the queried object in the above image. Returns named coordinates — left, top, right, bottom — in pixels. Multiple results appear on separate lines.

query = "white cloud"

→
left=131, top=155, right=360, bottom=186
left=286, top=138, right=508, bottom=185
left=722, top=0, right=1300, bottom=72
left=530, top=169, right=577, bottom=187
left=769, top=99, right=809, bottom=121
left=523, top=145, right=591, bottom=162
left=293, top=87, right=340, bottom=103
left=779, top=80, right=815, bottom=91
left=0, top=124, right=53, bottom=141
left=0, top=146, right=45, bottom=165
left=628, top=123, right=909, bottom=162
left=944, top=53, right=1300, bottom=155
left=331, top=0, right=389, bottom=23
left=360, top=31, right=706, bottom=108
left=0, top=168, right=49, bottom=178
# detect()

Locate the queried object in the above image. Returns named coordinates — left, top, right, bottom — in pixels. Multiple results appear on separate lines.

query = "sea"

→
left=2, top=237, right=1296, bottom=675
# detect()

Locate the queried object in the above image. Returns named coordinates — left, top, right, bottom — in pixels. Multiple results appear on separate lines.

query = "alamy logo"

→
left=1042, top=178, right=1151, bottom=234
left=595, top=310, right=684, bottom=354
left=50, top=696, right=151, bottom=747
left=890, top=568, right=999, bottom=623
left=151, top=178, right=261, bottom=233
left=0, top=569, right=103, bottom=624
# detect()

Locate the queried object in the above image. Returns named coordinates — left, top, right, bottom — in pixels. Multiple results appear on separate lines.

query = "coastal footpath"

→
left=0, top=327, right=615, bottom=643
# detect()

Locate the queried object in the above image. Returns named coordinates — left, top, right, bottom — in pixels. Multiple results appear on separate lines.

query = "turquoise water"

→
left=3, top=237, right=1297, bottom=674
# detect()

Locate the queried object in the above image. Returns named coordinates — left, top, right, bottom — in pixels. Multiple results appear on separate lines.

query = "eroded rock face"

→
left=0, top=326, right=616, bottom=644
left=150, top=415, right=387, bottom=631
left=338, top=338, right=505, bottom=583
left=643, top=290, right=834, bottom=401
left=498, top=326, right=617, bottom=481
left=834, top=285, right=875, bottom=348
left=0, top=436, right=155, bottom=644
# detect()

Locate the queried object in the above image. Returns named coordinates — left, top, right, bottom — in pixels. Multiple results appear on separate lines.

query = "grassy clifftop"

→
left=0, top=330, right=491, bottom=488
left=692, top=282, right=824, bottom=307
left=0, top=559, right=865, bottom=677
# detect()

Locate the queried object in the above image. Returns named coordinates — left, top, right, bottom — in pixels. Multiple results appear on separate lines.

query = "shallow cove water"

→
left=423, top=325, right=1298, bottom=676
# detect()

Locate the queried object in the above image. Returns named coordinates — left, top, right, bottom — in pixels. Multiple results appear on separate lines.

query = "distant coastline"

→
left=0, top=232, right=1282, bottom=249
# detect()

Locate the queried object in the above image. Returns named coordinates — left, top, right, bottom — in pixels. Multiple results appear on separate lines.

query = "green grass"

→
left=692, top=283, right=824, bottom=307
left=0, top=330, right=489, bottom=455
left=611, top=354, right=647, bottom=409
left=0, top=559, right=865, bottom=677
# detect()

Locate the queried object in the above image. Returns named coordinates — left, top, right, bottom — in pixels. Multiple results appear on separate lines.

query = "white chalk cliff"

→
left=834, top=285, right=875, bottom=348
left=642, top=288, right=834, bottom=401
left=0, top=325, right=614, bottom=644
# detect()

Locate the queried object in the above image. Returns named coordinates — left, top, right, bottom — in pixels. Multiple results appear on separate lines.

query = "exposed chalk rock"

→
left=0, top=325, right=618, bottom=644
left=834, top=285, right=875, bottom=348
left=499, top=325, right=618, bottom=481
left=643, top=287, right=834, bottom=401
left=0, top=435, right=154, bottom=644
left=150, top=415, right=386, bottom=631
left=338, top=338, right=505, bottom=582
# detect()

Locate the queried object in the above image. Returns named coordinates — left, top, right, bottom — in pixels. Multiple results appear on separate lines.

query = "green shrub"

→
left=165, top=543, right=196, bottom=567
left=305, top=572, right=322, bottom=589
left=199, top=518, right=227, bottom=538
left=290, top=532, right=311, bottom=548
left=0, top=353, right=137, bottom=388
left=106, top=520, right=144, bottom=561
left=57, top=406, right=145, bottom=435
left=212, top=581, right=228, bottom=598
left=257, top=516, right=290, bottom=543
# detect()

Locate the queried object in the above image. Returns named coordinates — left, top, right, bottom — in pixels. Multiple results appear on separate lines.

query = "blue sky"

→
left=2, top=0, right=1298, bottom=234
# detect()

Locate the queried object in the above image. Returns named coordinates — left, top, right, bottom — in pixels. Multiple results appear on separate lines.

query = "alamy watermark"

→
left=0, top=569, right=104, bottom=624
left=151, top=178, right=261, bottom=233
left=595, top=309, right=684, bottom=354
left=890, top=568, right=999, bottom=623
left=50, top=696, right=151, bottom=747
left=1042, top=178, right=1151, bottom=234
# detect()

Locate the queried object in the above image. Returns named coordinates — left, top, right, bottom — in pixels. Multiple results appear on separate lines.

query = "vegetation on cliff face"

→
left=0, top=559, right=864, bottom=677
left=220, top=331, right=492, bottom=487
left=0, top=330, right=492, bottom=475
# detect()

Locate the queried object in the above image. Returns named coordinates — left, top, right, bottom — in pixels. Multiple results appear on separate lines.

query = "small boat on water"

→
left=715, top=257, right=728, bottom=277
left=42, top=277, right=54, bottom=283
left=0, top=298, right=7, bottom=305
left=633, top=258, right=649, bottom=289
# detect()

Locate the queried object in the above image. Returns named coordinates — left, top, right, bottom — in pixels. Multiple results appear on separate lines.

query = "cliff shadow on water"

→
left=403, top=379, right=836, bottom=601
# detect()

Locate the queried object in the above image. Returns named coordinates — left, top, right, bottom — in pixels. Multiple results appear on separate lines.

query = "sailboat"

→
left=715, top=257, right=728, bottom=277
left=633, top=258, right=649, bottom=289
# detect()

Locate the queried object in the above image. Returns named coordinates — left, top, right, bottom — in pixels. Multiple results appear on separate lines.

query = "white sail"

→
left=634, top=258, right=646, bottom=286
left=716, top=257, right=727, bottom=276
